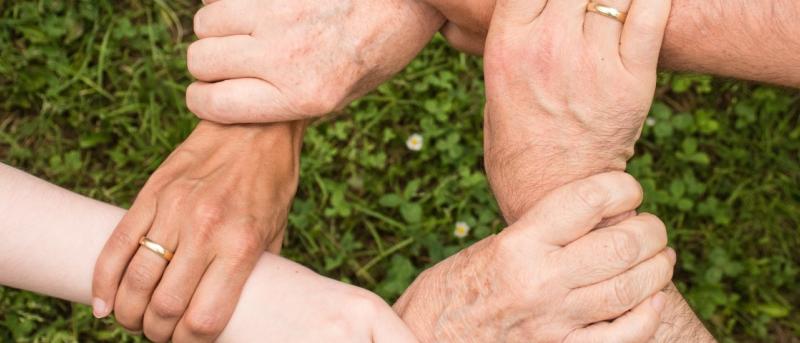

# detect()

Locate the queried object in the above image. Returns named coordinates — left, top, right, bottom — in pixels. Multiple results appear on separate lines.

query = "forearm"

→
left=428, top=0, right=800, bottom=87
left=661, top=0, right=800, bottom=87
left=0, top=163, right=413, bottom=342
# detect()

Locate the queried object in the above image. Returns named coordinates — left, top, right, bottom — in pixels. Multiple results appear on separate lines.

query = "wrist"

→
left=484, top=113, right=630, bottom=222
left=654, top=284, right=716, bottom=342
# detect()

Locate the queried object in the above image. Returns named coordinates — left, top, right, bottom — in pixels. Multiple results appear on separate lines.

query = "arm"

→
left=91, top=121, right=307, bottom=342
left=480, top=0, right=714, bottom=342
left=428, top=0, right=800, bottom=87
left=0, top=162, right=417, bottom=343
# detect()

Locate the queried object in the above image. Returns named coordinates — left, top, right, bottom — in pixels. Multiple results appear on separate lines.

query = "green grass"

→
left=1, top=1, right=798, bottom=342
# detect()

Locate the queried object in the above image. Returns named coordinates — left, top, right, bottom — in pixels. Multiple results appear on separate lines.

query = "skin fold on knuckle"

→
left=191, top=201, right=226, bottom=241
left=611, top=274, right=639, bottom=312
left=151, top=291, right=188, bottom=319
left=610, top=229, right=641, bottom=266
left=574, top=178, right=610, bottom=210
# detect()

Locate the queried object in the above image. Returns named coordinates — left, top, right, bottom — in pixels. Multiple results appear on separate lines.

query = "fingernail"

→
left=650, top=292, right=666, bottom=312
left=666, top=247, right=677, bottom=262
left=92, top=298, right=110, bottom=318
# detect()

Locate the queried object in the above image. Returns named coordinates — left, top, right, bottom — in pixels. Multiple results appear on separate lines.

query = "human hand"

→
left=219, top=253, right=418, bottom=343
left=395, top=172, right=675, bottom=342
left=92, top=121, right=306, bottom=342
left=185, top=0, right=444, bottom=124
left=482, top=0, right=671, bottom=221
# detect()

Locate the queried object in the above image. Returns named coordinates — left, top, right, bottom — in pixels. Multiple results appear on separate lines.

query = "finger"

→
left=92, top=195, right=156, bottom=318
left=583, top=0, right=633, bottom=56
left=194, top=0, right=258, bottom=39
left=142, top=243, right=211, bottom=342
left=187, top=35, right=265, bottom=82
left=114, top=211, right=178, bottom=331
left=508, top=172, right=643, bottom=246
left=557, top=213, right=667, bottom=288
left=565, top=291, right=666, bottom=343
left=187, top=79, right=304, bottom=124
left=567, top=248, right=676, bottom=323
left=620, top=0, right=671, bottom=73
left=173, top=254, right=259, bottom=342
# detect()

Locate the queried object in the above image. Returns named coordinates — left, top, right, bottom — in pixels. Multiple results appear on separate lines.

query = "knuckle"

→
left=574, top=178, right=610, bottom=210
left=230, top=233, right=263, bottom=260
left=151, top=292, right=188, bottom=319
left=611, top=275, right=637, bottom=310
left=109, top=229, right=136, bottom=250
left=296, top=85, right=341, bottom=117
left=193, top=201, right=225, bottom=233
left=638, top=213, right=668, bottom=246
left=658, top=250, right=677, bottom=277
left=114, top=308, right=142, bottom=332
left=183, top=310, right=226, bottom=337
left=609, top=229, right=640, bottom=265
left=609, top=172, right=643, bottom=204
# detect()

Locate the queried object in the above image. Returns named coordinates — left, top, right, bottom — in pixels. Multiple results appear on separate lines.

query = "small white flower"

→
left=646, top=118, right=657, bottom=127
left=406, top=133, right=424, bottom=151
left=454, top=221, right=471, bottom=238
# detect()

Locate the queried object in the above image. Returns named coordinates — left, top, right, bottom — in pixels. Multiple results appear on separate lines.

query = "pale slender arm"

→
left=0, top=163, right=416, bottom=342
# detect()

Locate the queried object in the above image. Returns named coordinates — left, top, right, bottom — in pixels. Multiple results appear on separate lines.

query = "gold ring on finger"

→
left=587, top=2, right=628, bottom=24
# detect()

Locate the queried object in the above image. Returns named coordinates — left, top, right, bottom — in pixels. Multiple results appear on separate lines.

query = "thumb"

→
left=504, top=172, right=644, bottom=247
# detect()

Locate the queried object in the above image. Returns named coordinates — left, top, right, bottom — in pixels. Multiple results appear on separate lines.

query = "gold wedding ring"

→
left=587, top=2, right=628, bottom=24
left=138, top=236, right=174, bottom=261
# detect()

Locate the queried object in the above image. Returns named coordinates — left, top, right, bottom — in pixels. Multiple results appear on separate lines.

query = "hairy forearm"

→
left=654, top=284, right=716, bottom=342
left=661, top=0, right=800, bottom=87
left=427, top=0, right=800, bottom=87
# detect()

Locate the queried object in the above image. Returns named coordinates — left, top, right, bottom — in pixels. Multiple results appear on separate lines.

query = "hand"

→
left=92, top=121, right=306, bottom=342
left=482, top=0, right=671, bottom=221
left=219, top=253, right=418, bottom=343
left=395, top=172, right=676, bottom=342
left=185, top=0, right=444, bottom=124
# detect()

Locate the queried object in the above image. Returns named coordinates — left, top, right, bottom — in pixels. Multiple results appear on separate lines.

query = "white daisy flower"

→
left=406, top=133, right=424, bottom=151
left=646, top=118, right=657, bottom=127
left=454, top=221, right=471, bottom=238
